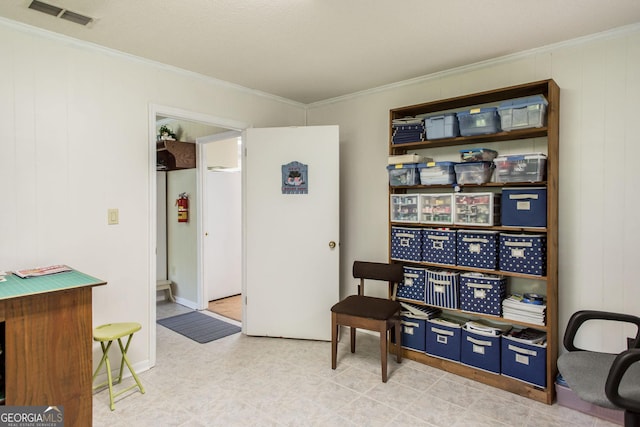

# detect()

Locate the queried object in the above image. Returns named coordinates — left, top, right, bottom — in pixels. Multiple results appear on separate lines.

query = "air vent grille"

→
left=28, top=0, right=93, bottom=26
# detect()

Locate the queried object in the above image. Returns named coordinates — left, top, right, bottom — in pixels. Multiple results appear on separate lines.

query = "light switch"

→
left=108, top=208, right=119, bottom=225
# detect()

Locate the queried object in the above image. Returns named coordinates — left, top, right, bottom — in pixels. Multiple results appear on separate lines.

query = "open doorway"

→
left=148, top=104, right=248, bottom=366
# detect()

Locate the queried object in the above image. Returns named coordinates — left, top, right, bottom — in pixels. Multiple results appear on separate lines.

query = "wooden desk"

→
left=0, top=269, right=106, bottom=427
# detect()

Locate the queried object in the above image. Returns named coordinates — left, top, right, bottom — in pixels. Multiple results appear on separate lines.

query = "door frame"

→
left=148, top=103, right=248, bottom=366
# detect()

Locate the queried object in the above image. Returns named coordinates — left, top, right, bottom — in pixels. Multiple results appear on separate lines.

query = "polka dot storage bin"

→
left=499, top=233, right=546, bottom=276
left=391, top=226, right=423, bottom=262
left=456, top=230, right=499, bottom=270
left=422, top=228, right=456, bottom=266
left=459, top=273, right=507, bottom=316
left=396, top=266, right=426, bottom=303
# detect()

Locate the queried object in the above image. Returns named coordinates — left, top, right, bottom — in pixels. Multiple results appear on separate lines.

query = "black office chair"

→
left=557, top=310, right=640, bottom=427
left=330, top=261, right=404, bottom=382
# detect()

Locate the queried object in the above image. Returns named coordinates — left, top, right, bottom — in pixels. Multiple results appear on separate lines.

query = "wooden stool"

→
left=157, top=279, right=175, bottom=302
left=93, top=322, right=145, bottom=410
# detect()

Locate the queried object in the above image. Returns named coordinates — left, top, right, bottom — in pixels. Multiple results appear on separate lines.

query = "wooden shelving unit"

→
left=387, top=79, right=559, bottom=404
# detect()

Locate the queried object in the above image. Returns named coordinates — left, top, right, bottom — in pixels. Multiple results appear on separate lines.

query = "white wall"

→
left=307, top=25, right=640, bottom=354
left=167, top=169, right=198, bottom=305
left=0, top=19, right=306, bottom=371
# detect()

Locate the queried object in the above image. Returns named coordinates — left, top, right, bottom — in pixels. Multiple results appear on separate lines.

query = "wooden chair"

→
left=330, top=261, right=404, bottom=382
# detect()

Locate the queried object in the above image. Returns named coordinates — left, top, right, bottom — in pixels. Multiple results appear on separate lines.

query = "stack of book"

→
left=502, top=294, right=546, bottom=325
left=392, top=117, right=424, bottom=144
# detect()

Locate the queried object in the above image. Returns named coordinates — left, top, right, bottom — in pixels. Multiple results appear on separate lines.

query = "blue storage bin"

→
left=456, top=230, right=499, bottom=270
left=387, top=163, right=420, bottom=186
left=459, top=148, right=498, bottom=163
left=457, top=107, right=501, bottom=136
left=422, top=228, right=456, bottom=265
left=418, top=162, right=457, bottom=185
left=461, top=326, right=502, bottom=374
left=459, top=273, right=506, bottom=316
left=390, top=227, right=423, bottom=262
left=497, top=95, right=548, bottom=131
left=499, top=233, right=546, bottom=276
left=426, top=318, right=464, bottom=362
left=454, top=161, right=494, bottom=185
left=397, top=266, right=426, bottom=303
left=501, top=188, right=547, bottom=228
left=400, top=314, right=427, bottom=352
left=425, top=268, right=459, bottom=309
left=501, top=335, right=547, bottom=387
left=424, top=113, right=459, bottom=140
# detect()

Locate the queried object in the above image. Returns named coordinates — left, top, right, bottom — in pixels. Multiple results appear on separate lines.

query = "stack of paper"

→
left=0, top=270, right=6, bottom=282
left=502, top=294, right=546, bottom=325
left=14, top=265, right=72, bottom=279
left=464, top=320, right=512, bottom=336
left=400, top=302, right=441, bottom=320
left=505, top=327, right=547, bottom=345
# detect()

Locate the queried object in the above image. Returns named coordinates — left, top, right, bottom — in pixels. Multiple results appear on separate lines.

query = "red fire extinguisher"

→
left=176, top=193, right=189, bottom=223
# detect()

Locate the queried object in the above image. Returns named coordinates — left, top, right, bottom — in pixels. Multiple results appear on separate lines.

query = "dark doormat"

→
left=157, top=311, right=241, bottom=344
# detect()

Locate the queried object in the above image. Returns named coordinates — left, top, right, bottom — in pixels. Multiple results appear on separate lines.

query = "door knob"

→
left=329, top=241, right=336, bottom=249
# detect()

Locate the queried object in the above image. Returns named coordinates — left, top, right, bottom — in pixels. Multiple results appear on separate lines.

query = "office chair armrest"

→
left=564, top=310, right=640, bottom=352
left=605, top=348, right=640, bottom=413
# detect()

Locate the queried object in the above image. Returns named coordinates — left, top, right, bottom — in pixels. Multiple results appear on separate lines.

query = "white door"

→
left=206, top=169, right=242, bottom=301
left=243, top=126, right=339, bottom=341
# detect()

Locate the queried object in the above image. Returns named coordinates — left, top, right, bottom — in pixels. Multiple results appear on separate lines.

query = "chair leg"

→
left=380, top=324, right=388, bottom=383
left=394, top=318, right=402, bottom=364
left=350, top=327, right=356, bottom=353
left=117, top=335, right=146, bottom=395
left=331, top=314, right=338, bottom=370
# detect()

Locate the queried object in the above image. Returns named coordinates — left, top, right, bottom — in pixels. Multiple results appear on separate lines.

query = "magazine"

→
left=14, top=265, right=72, bottom=278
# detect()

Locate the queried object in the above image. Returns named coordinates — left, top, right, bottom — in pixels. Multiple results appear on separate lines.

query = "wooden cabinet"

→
left=157, top=139, right=196, bottom=170
left=0, top=272, right=106, bottom=426
left=388, top=79, right=559, bottom=404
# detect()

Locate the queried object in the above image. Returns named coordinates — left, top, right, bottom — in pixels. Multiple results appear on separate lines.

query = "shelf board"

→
left=396, top=298, right=548, bottom=330
left=389, top=222, right=547, bottom=234
left=390, top=127, right=548, bottom=151
left=391, top=259, right=547, bottom=280
left=390, top=344, right=551, bottom=404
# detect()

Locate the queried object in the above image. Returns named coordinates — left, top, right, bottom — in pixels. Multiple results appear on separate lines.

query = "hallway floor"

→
left=208, top=294, right=242, bottom=322
left=92, top=301, right=619, bottom=426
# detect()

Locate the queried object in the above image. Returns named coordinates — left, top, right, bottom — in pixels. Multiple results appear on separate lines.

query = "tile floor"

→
left=92, top=302, right=620, bottom=427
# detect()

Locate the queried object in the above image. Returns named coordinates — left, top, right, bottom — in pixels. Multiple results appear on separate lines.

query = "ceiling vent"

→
left=28, top=0, right=93, bottom=26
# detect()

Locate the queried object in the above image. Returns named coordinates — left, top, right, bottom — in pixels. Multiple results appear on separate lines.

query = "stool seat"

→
left=94, top=322, right=142, bottom=342
left=93, top=322, right=145, bottom=410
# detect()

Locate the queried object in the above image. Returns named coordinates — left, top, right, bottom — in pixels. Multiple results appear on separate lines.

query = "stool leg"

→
left=92, top=341, right=111, bottom=384
left=93, top=340, right=116, bottom=410
left=117, top=335, right=146, bottom=394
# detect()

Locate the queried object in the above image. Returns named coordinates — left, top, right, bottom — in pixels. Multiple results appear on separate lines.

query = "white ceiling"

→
left=2, top=0, right=640, bottom=104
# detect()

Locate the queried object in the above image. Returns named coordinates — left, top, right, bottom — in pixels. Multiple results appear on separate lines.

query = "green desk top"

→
left=0, top=269, right=106, bottom=300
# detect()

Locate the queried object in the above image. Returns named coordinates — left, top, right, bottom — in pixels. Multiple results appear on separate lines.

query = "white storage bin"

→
left=390, top=194, right=420, bottom=223
left=418, top=194, right=454, bottom=225
left=454, top=193, right=500, bottom=226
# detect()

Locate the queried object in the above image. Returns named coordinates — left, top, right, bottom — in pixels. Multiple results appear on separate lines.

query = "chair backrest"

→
left=352, top=261, right=404, bottom=295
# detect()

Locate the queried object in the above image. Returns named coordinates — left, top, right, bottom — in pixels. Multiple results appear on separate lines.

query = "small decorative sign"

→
left=281, top=161, right=308, bottom=194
